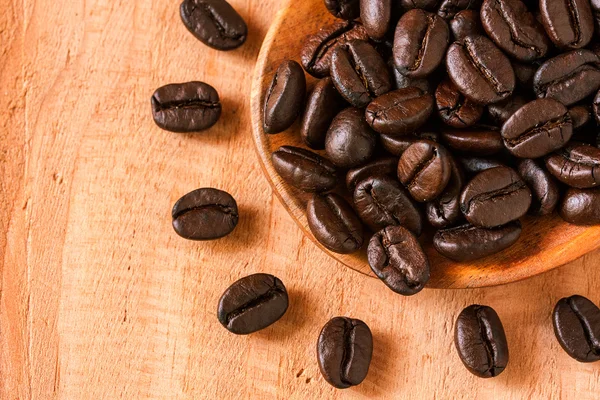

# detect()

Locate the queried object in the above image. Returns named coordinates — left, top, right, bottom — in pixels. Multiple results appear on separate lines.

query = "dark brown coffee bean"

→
left=301, top=21, right=370, bottom=78
left=317, top=317, right=373, bottom=388
left=425, top=157, right=465, bottom=227
left=501, top=99, right=573, bottom=158
left=569, top=104, right=592, bottom=129
left=441, top=127, right=504, bottom=155
left=271, top=146, right=338, bottom=192
left=455, top=305, right=509, bottom=377
left=392, top=68, right=433, bottom=92
left=326, top=108, right=377, bottom=168
left=517, top=159, right=560, bottom=216
left=151, top=81, right=221, bottom=133
left=346, top=156, right=399, bottom=191
left=435, top=79, right=484, bottom=128
left=380, top=132, right=440, bottom=156
left=263, top=60, right=306, bottom=134
left=450, top=9, right=484, bottom=41
left=324, top=0, right=361, bottom=20
left=460, top=166, right=532, bottom=227
left=545, top=143, right=600, bottom=188
left=560, top=187, right=600, bottom=225
left=487, top=95, right=528, bottom=125
left=180, top=0, right=247, bottom=50
left=458, top=156, right=506, bottom=175
left=217, top=273, right=288, bottom=335
left=172, top=188, right=239, bottom=240
left=540, top=0, right=594, bottom=49
left=365, top=88, right=434, bottom=136
left=438, top=0, right=483, bottom=20
left=368, top=225, right=430, bottom=295
left=301, top=78, right=346, bottom=150
left=361, top=0, right=392, bottom=40
left=553, top=295, right=600, bottom=362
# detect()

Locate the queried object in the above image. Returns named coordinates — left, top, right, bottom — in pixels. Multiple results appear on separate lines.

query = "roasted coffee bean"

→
left=553, top=295, right=600, bottom=362
left=455, top=305, right=509, bottom=378
left=354, top=175, right=423, bottom=234
left=460, top=166, right=531, bottom=227
left=392, top=68, right=433, bottom=92
left=346, top=156, right=399, bottom=191
left=438, top=0, right=483, bottom=20
left=441, top=127, right=504, bottom=155
left=394, top=9, right=450, bottom=78
left=324, top=0, right=361, bottom=20
left=450, top=9, right=484, bottom=41
left=380, top=132, right=440, bottom=156
left=501, top=99, right=573, bottom=158
left=172, top=188, right=239, bottom=240
left=331, top=40, right=391, bottom=107
left=217, top=273, right=288, bottom=335
left=546, top=143, right=600, bottom=188
left=481, top=0, right=550, bottom=61
left=368, top=225, right=430, bottom=295
left=540, top=0, right=594, bottom=49
left=434, top=221, right=522, bottom=261
left=365, top=88, right=434, bottom=136
left=180, top=0, right=248, bottom=50
left=569, top=105, right=592, bottom=129
left=301, top=21, right=370, bottom=78
left=436, top=79, right=484, bottom=128
left=301, top=78, right=346, bottom=149
left=263, top=60, right=306, bottom=134
left=446, top=35, right=515, bottom=105
left=426, top=157, right=465, bottom=227
left=398, top=140, right=453, bottom=202
left=326, top=108, right=377, bottom=168
left=487, top=95, right=528, bottom=125
left=271, top=146, right=338, bottom=192
left=400, top=0, right=441, bottom=10
left=307, top=193, right=364, bottom=254
left=517, top=159, right=560, bottom=216
left=533, top=50, right=600, bottom=106
left=560, top=188, right=600, bottom=225
left=317, top=317, right=373, bottom=389
left=151, top=81, right=221, bottom=133
left=458, top=156, right=505, bottom=175
left=361, top=0, right=392, bottom=40
left=512, top=61, right=538, bottom=87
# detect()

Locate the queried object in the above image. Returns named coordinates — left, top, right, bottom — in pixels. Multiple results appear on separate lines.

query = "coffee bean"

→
left=450, top=9, right=484, bottom=41
left=434, top=221, right=522, bottom=261
left=553, top=295, right=600, bottom=362
left=326, top=108, right=377, bottom=168
left=398, top=140, right=453, bottom=202
left=271, top=146, right=338, bottom=192
left=426, top=157, right=465, bottom=227
left=487, top=95, right=528, bottom=125
left=301, top=21, right=370, bottom=78
left=545, top=143, right=600, bottom=188
left=560, top=187, right=600, bottom=225
left=455, top=305, right=509, bottom=378
left=380, top=131, right=440, bottom=156
left=324, top=0, right=361, bottom=19
left=446, top=35, right=515, bottom=105
left=517, top=159, right=560, bottom=216
left=460, top=166, right=531, bottom=227
left=180, top=0, right=247, bottom=50
left=307, top=193, right=364, bottom=254
left=501, top=99, right=573, bottom=158
left=263, top=60, right=306, bottom=134
left=317, top=317, right=373, bottom=388
left=438, top=0, right=483, bottom=20
left=540, top=0, right=594, bottom=49
left=394, top=9, right=450, bottom=78
left=346, top=156, right=399, bottom=191
left=458, top=156, right=505, bottom=175
left=172, top=188, right=239, bottom=240
left=569, top=105, right=592, bottom=129
left=301, top=78, right=346, bottom=150
left=441, top=127, right=504, bottom=156
left=533, top=50, right=600, bottom=106
left=365, top=88, right=434, bottom=136
left=392, top=68, right=434, bottom=92
left=436, top=79, right=484, bottom=128
left=331, top=40, right=392, bottom=107
left=354, top=175, right=424, bottom=234
left=217, top=273, right=288, bottom=335
left=368, top=225, right=430, bottom=295
left=361, top=0, right=392, bottom=40
left=151, top=81, right=221, bottom=133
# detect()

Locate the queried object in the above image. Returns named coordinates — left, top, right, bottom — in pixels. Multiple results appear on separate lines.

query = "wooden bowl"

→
left=250, top=0, right=600, bottom=289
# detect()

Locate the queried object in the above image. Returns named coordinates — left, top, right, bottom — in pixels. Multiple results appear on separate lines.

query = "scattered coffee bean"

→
left=540, top=0, right=594, bottom=49
left=380, top=131, right=440, bottom=156
left=361, top=0, right=392, bottom=40
left=326, top=108, right=377, bottom=168
left=560, top=188, right=600, bottom=225
left=436, top=78, right=484, bottom=128
left=545, top=142, right=600, bottom=188
left=450, top=9, right=483, bottom=41
left=271, top=146, right=338, bottom=192
left=426, top=157, right=465, bottom=228
left=365, top=88, right=434, bottom=136
left=263, top=60, right=306, bottom=134
left=346, top=156, right=399, bottom=191
left=441, top=127, right=504, bottom=155
left=324, top=0, right=361, bottom=20
left=553, top=295, right=600, bottom=362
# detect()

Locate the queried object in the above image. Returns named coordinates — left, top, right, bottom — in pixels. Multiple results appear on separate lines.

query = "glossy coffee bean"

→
left=450, top=9, right=484, bottom=41
left=307, top=193, right=364, bottom=254
left=568, top=105, right=592, bottom=129
left=446, top=35, right=515, bottom=105
left=301, top=78, right=345, bottom=149
left=458, top=156, right=505, bottom=175
left=151, top=82, right=221, bottom=133
left=368, top=225, right=430, bottom=295
left=398, top=140, right=452, bottom=202
left=438, top=0, right=483, bottom=20
left=172, top=188, right=239, bottom=240
left=301, top=21, right=370, bottom=78
left=271, top=146, right=338, bottom=192
left=540, top=0, right=594, bottom=49
left=317, top=317, right=373, bottom=389
left=380, top=131, right=440, bottom=156
left=435, top=79, right=484, bottom=128
left=263, top=60, right=306, bottom=134
left=361, top=0, right=392, bottom=40
left=180, top=0, right=247, bottom=50
left=217, top=274, right=288, bottom=335
left=560, top=188, right=600, bottom=225
left=545, top=143, right=600, bottom=188
left=455, top=305, right=509, bottom=378
left=392, top=68, right=433, bottom=92
left=331, top=40, right=391, bottom=107
left=487, top=95, right=528, bottom=125
left=425, top=157, right=465, bottom=228
left=501, top=99, right=573, bottom=158
left=517, top=159, right=560, bottom=216
left=324, top=0, right=361, bottom=20
left=460, top=166, right=532, bottom=228
left=346, top=156, right=399, bottom=191
left=441, top=127, right=504, bottom=155
left=434, top=221, right=522, bottom=261
left=326, top=108, right=377, bottom=168
left=553, top=295, right=600, bottom=362
left=365, top=88, right=434, bottom=136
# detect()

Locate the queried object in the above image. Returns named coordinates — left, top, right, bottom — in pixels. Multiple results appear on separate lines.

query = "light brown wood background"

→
left=1, top=0, right=599, bottom=398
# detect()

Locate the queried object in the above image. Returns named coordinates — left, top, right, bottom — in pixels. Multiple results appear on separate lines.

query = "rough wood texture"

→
left=1, top=0, right=599, bottom=398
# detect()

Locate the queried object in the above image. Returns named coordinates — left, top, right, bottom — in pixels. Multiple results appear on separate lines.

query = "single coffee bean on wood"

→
left=540, top=0, right=594, bottom=49
left=172, top=188, right=239, bottom=240
left=217, top=273, right=288, bottom=335
left=560, top=188, right=600, bottom=225
left=441, top=127, right=504, bottom=155
left=365, top=88, right=434, bottom=136
left=346, top=156, right=399, bottom=191
left=324, top=0, right=361, bottom=20
left=450, top=9, right=484, bottom=41
left=380, top=131, right=440, bottom=156
left=553, top=295, right=600, bottom=362
left=151, top=81, right=221, bottom=133
left=436, top=79, right=484, bottom=128
left=317, top=317, right=373, bottom=389
left=263, top=60, right=306, bottom=134
left=545, top=143, right=600, bottom=188
left=326, top=108, right=377, bottom=168
left=487, top=95, right=528, bottom=125
left=426, top=157, right=465, bottom=228
left=517, top=159, right=560, bottom=216
left=271, top=146, right=338, bottom=192
left=455, top=305, right=509, bottom=378
left=301, top=78, right=346, bottom=149
left=361, top=0, right=392, bottom=40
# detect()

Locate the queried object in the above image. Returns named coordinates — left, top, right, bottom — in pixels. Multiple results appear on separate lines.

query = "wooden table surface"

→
left=1, top=0, right=599, bottom=398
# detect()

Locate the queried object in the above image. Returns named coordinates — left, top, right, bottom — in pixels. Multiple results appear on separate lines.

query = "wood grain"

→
left=0, top=0, right=599, bottom=398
